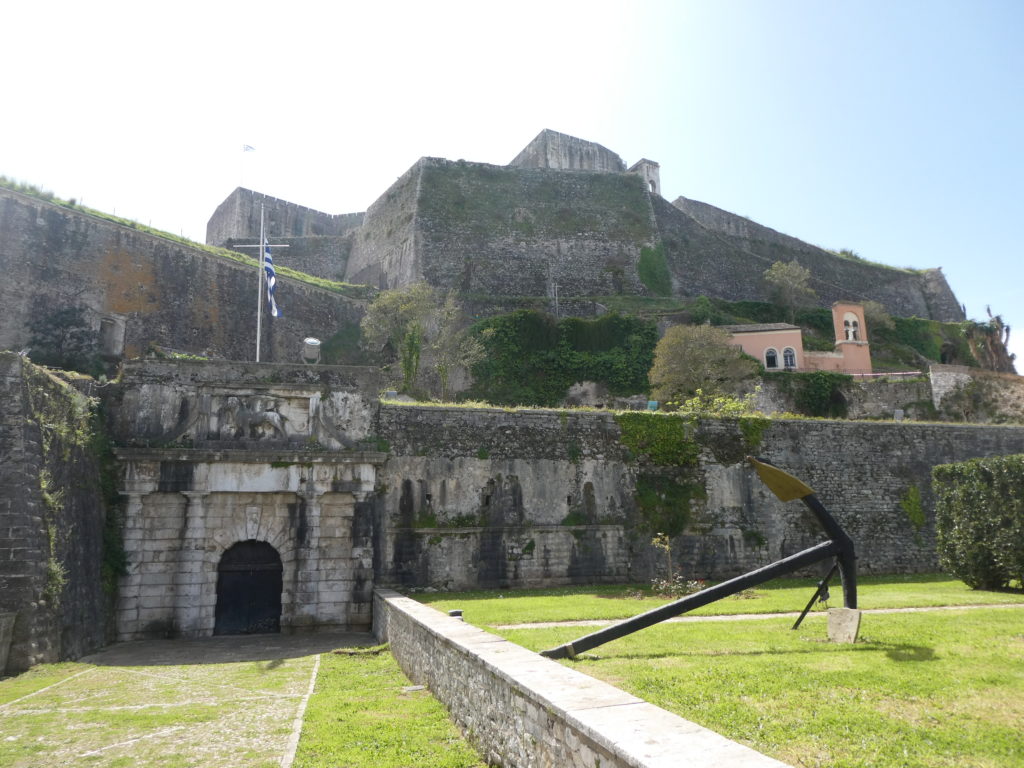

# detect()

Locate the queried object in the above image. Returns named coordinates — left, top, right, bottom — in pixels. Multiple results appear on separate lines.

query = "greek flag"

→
left=264, top=238, right=280, bottom=317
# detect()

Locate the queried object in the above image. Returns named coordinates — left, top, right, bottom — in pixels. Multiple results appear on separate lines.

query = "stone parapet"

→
left=374, top=588, right=789, bottom=768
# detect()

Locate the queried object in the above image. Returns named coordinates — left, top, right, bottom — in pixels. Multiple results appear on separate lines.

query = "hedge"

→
left=932, top=454, right=1024, bottom=590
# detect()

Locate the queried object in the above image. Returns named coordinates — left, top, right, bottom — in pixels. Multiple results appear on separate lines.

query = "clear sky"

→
left=3, top=1, right=1022, bottom=365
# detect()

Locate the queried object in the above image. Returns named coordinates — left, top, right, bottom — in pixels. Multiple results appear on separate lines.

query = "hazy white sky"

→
left=3, top=0, right=1022, bottom=364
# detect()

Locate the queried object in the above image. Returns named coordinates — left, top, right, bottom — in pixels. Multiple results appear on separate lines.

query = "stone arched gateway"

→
left=214, top=540, right=283, bottom=635
left=110, top=360, right=385, bottom=641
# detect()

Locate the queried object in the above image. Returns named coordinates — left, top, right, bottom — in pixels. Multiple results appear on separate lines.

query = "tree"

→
left=862, top=300, right=894, bottom=333
left=648, top=324, right=759, bottom=405
left=360, top=283, right=481, bottom=398
left=763, top=260, right=817, bottom=322
left=360, top=283, right=438, bottom=393
left=430, top=291, right=484, bottom=401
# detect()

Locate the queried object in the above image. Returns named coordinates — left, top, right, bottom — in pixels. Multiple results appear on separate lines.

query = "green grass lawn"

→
left=0, top=645, right=485, bottom=768
left=415, top=575, right=1024, bottom=768
left=293, top=647, right=485, bottom=768
left=416, top=573, right=1024, bottom=627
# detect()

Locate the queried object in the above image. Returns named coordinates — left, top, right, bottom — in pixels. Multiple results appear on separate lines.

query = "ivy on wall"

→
left=933, top=455, right=1024, bottom=590
left=614, top=412, right=700, bottom=466
left=766, top=370, right=852, bottom=418
left=637, top=244, right=672, bottom=297
left=466, top=310, right=657, bottom=406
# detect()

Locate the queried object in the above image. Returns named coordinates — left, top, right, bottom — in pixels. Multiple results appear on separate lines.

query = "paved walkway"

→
left=0, top=631, right=374, bottom=768
left=81, top=630, right=373, bottom=666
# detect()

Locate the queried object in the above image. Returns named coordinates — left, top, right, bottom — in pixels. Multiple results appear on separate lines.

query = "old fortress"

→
left=0, top=130, right=1020, bottom=677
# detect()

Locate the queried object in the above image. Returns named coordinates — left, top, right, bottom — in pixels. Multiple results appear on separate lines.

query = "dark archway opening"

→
left=214, top=540, right=283, bottom=635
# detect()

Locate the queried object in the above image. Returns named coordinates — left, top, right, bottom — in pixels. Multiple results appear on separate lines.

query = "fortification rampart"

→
left=225, top=234, right=355, bottom=283
left=0, top=354, right=107, bottom=674
left=654, top=196, right=965, bottom=321
left=0, top=188, right=366, bottom=364
left=344, top=161, right=424, bottom=289
left=374, top=403, right=1024, bottom=589
left=509, top=128, right=627, bottom=172
left=346, top=159, right=659, bottom=298
left=206, top=187, right=363, bottom=247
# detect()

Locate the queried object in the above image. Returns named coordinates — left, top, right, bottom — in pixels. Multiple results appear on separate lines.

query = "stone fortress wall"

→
left=508, top=128, right=628, bottom=173
left=0, top=353, right=106, bottom=674
left=0, top=188, right=366, bottom=365
left=373, top=403, right=1024, bottom=592
left=205, top=130, right=966, bottom=324
left=206, top=187, right=363, bottom=245
left=4, top=357, right=1024, bottom=674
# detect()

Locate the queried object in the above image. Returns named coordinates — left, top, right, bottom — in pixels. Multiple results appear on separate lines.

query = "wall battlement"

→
left=206, top=187, right=364, bottom=247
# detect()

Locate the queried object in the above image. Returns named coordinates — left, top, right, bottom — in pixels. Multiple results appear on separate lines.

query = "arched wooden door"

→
left=214, top=540, right=283, bottom=635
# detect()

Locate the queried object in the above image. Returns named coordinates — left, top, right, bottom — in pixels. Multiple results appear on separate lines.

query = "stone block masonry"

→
left=107, top=360, right=386, bottom=641
left=0, top=187, right=367, bottom=365
left=0, top=353, right=106, bottom=674
left=374, top=588, right=790, bottom=768
left=374, top=404, right=1024, bottom=588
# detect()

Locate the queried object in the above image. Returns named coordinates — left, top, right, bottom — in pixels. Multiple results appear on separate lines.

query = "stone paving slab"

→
left=0, top=631, right=373, bottom=768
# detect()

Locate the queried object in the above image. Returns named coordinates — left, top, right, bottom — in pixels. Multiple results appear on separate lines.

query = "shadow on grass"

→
left=575, top=641, right=936, bottom=663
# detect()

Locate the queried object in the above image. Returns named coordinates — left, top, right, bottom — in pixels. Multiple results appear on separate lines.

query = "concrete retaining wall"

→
left=373, top=588, right=789, bottom=768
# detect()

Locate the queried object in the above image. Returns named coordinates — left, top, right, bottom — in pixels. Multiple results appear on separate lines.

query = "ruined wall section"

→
left=406, top=160, right=657, bottom=298
left=509, top=128, right=627, bottom=172
left=0, top=354, right=106, bottom=674
left=656, top=196, right=965, bottom=321
left=206, top=187, right=363, bottom=247
left=375, top=404, right=1024, bottom=589
left=0, top=189, right=366, bottom=364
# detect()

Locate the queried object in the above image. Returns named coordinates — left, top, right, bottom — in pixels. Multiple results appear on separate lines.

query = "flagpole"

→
left=256, top=203, right=265, bottom=362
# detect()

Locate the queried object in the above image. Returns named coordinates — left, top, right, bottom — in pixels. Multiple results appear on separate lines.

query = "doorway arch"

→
left=214, top=540, right=283, bottom=635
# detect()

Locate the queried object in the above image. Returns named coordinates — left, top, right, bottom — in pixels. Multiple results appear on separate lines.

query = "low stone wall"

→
left=373, top=588, right=789, bottom=768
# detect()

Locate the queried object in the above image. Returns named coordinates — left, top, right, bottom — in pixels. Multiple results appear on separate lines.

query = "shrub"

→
left=933, top=455, right=1024, bottom=590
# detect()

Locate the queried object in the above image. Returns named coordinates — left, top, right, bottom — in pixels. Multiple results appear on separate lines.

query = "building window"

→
left=783, top=347, right=797, bottom=369
left=765, top=348, right=779, bottom=369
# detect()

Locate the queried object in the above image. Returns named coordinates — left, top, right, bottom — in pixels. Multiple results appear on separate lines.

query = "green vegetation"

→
left=319, top=319, right=374, bottom=365
left=294, top=647, right=484, bottom=768
left=418, top=576, right=1024, bottom=766
left=648, top=324, right=760, bottom=403
left=637, top=243, right=672, bottom=296
left=419, top=162, right=654, bottom=241
left=415, top=573, right=1024, bottom=626
left=933, top=455, right=1024, bottom=589
left=466, top=310, right=657, bottom=406
left=634, top=473, right=704, bottom=537
left=498, top=610, right=1024, bottom=768
left=0, top=647, right=484, bottom=768
left=900, top=484, right=926, bottom=531
left=766, top=370, right=852, bottom=418
left=763, top=259, right=817, bottom=322
left=614, top=411, right=699, bottom=466
left=361, top=283, right=481, bottom=397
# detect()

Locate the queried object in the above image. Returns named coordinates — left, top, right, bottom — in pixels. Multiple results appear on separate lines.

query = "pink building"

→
left=725, top=302, right=872, bottom=375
